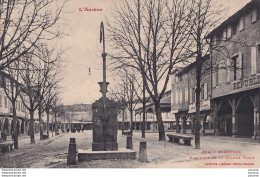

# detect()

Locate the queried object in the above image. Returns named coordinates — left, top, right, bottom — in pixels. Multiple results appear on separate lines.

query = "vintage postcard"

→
left=0, top=0, right=260, bottom=176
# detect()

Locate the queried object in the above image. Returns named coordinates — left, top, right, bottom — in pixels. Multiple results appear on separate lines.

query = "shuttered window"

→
left=239, top=16, right=245, bottom=31
left=179, top=90, right=183, bottom=103
left=190, top=88, right=193, bottom=104
left=227, top=58, right=231, bottom=82
left=185, top=88, right=188, bottom=102
left=204, top=83, right=208, bottom=100
left=252, top=8, right=257, bottom=23
left=251, top=46, right=257, bottom=75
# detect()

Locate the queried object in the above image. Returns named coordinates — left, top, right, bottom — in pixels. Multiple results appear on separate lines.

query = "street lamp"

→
left=99, top=22, right=109, bottom=107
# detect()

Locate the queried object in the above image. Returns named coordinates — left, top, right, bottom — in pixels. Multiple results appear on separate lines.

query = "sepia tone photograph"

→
left=0, top=0, right=260, bottom=174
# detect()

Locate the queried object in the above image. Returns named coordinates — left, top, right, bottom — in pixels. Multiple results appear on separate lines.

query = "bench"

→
left=167, top=133, right=193, bottom=146
left=0, top=141, right=14, bottom=153
left=43, top=134, right=49, bottom=139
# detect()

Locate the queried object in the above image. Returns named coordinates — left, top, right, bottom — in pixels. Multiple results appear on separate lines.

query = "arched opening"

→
left=147, top=108, right=154, bottom=131
left=11, top=119, right=14, bottom=134
left=17, top=121, right=20, bottom=136
left=3, top=118, right=9, bottom=133
left=0, top=119, right=2, bottom=131
left=236, top=96, right=254, bottom=137
left=21, top=121, right=25, bottom=134
left=217, top=100, right=232, bottom=136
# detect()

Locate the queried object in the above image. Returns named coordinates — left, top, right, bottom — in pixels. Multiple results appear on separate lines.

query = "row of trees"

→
left=107, top=0, right=227, bottom=149
left=0, top=0, right=67, bottom=149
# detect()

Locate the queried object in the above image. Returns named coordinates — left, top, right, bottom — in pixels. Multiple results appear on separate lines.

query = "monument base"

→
left=92, top=142, right=118, bottom=151
left=78, top=148, right=136, bottom=161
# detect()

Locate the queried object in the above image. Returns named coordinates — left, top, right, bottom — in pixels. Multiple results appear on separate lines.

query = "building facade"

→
left=207, top=0, right=260, bottom=139
left=117, top=91, right=172, bottom=132
left=171, top=59, right=212, bottom=134
left=0, top=71, right=50, bottom=137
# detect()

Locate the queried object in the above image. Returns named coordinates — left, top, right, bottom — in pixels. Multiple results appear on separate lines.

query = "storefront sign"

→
left=233, top=75, right=260, bottom=90
left=188, top=100, right=210, bottom=113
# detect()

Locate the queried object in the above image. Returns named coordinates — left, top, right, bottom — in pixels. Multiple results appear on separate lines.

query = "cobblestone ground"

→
left=0, top=130, right=260, bottom=168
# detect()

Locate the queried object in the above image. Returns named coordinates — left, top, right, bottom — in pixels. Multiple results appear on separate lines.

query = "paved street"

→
left=0, top=131, right=260, bottom=168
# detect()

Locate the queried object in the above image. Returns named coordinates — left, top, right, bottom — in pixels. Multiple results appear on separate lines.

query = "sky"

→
left=58, top=0, right=251, bottom=105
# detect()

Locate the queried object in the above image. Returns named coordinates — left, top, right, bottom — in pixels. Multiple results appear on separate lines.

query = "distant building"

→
left=171, top=56, right=212, bottom=134
left=61, top=104, right=92, bottom=131
left=0, top=71, right=49, bottom=136
left=118, top=90, right=172, bottom=131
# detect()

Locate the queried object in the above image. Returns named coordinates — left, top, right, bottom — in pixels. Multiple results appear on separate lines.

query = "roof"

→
left=175, top=55, right=210, bottom=76
left=206, top=0, right=258, bottom=38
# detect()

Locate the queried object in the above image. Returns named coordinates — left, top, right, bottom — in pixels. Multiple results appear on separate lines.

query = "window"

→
left=222, top=29, right=227, bottom=41
left=185, top=88, right=188, bottom=102
left=189, top=88, right=193, bottom=104
left=4, top=97, right=7, bottom=108
left=239, top=16, right=245, bottom=31
left=226, top=58, right=231, bottom=82
left=227, top=26, right=232, bottom=39
left=231, top=53, right=243, bottom=81
left=179, top=90, right=183, bottom=103
left=233, top=55, right=238, bottom=81
left=255, top=43, right=260, bottom=73
left=201, top=85, right=204, bottom=100
left=252, top=8, right=257, bottom=23
left=251, top=45, right=257, bottom=75
left=204, top=83, right=208, bottom=100
left=0, top=95, right=2, bottom=107
left=232, top=23, right=237, bottom=36
left=218, top=61, right=225, bottom=85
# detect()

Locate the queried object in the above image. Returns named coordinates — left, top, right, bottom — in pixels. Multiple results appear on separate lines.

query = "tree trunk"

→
left=195, top=85, right=201, bottom=149
left=55, top=115, right=58, bottom=135
left=46, top=108, right=50, bottom=136
left=141, top=87, right=146, bottom=138
left=191, top=117, right=195, bottom=134
left=176, top=116, right=180, bottom=133
left=38, top=105, right=43, bottom=140
left=12, top=103, right=18, bottom=149
left=29, top=111, right=35, bottom=144
left=182, top=116, right=186, bottom=134
left=122, top=109, right=125, bottom=134
left=154, top=101, right=165, bottom=141
left=130, top=110, right=133, bottom=136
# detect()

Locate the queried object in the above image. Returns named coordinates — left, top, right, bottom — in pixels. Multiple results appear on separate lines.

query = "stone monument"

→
left=92, top=96, right=118, bottom=151
left=77, top=22, right=135, bottom=161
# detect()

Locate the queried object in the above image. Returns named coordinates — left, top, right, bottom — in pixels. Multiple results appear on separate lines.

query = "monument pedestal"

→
left=92, top=142, right=118, bottom=151
left=77, top=97, right=136, bottom=162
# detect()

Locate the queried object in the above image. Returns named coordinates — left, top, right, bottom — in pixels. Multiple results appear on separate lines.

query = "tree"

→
left=51, top=95, right=65, bottom=135
left=107, top=0, right=193, bottom=140
left=3, top=60, right=22, bottom=149
left=34, top=45, right=64, bottom=140
left=110, top=83, right=127, bottom=134
left=20, top=53, right=40, bottom=143
left=0, top=0, right=67, bottom=70
left=188, top=0, right=226, bottom=149
left=110, top=69, right=139, bottom=136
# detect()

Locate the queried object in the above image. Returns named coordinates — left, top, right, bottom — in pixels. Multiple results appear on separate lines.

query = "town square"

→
left=0, top=0, right=260, bottom=175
